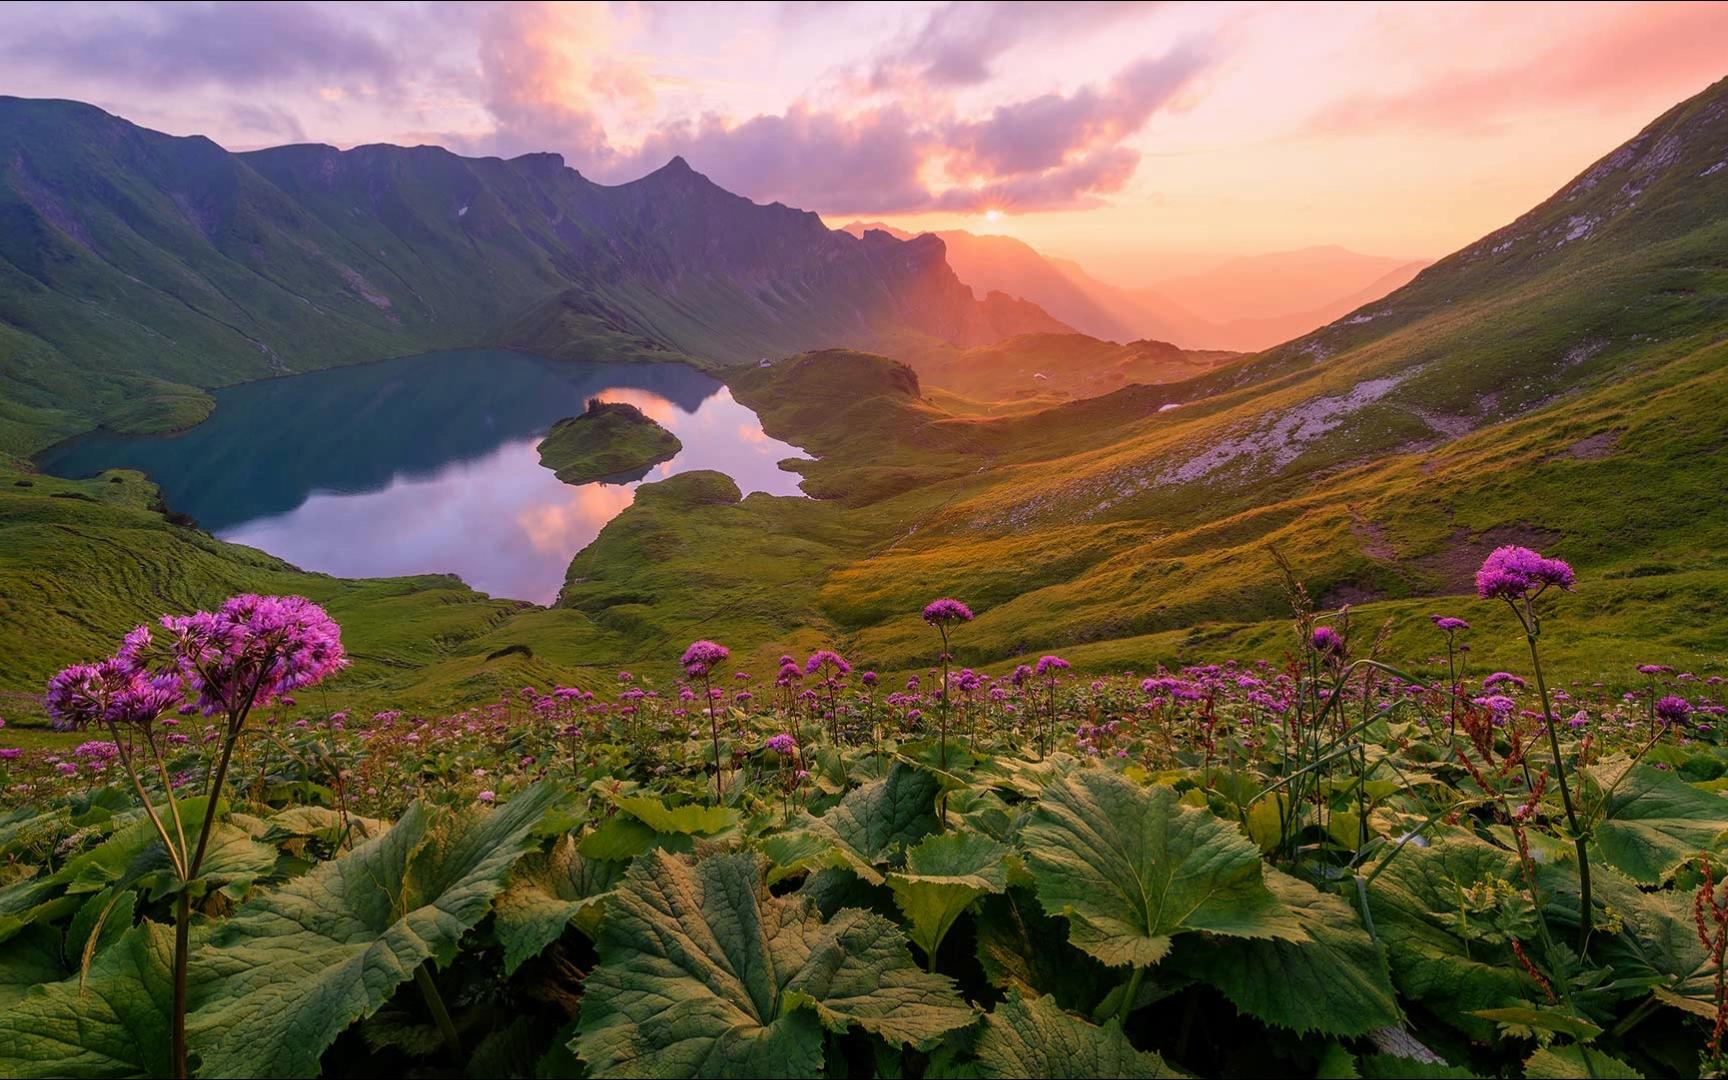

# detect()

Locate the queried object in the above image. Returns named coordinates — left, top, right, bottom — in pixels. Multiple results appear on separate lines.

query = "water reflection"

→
left=39, top=351, right=808, bottom=603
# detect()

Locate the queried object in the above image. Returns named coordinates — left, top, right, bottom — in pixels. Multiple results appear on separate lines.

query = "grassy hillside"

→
left=4, top=80, right=1728, bottom=726
left=897, top=332, right=1239, bottom=403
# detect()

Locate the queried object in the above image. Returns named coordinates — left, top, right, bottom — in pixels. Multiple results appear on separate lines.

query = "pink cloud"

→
left=867, top=1, right=1154, bottom=89
left=1310, top=2, right=1728, bottom=135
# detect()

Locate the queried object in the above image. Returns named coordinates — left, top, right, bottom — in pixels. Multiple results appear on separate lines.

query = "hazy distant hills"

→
left=838, top=222, right=1428, bottom=351
left=0, top=97, right=1068, bottom=453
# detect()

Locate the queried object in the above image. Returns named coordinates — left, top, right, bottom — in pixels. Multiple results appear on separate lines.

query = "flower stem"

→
left=172, top=891, right=189, bottom=1079
left=1524, top=623, right=1592, bottom=950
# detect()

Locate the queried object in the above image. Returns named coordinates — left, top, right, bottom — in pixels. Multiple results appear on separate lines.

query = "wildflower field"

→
left=2, top=548, right=1726, bottom=1079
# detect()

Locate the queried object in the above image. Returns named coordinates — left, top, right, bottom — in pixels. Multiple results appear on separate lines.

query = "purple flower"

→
left=922, top=598, right=975, bottom=626
left=154, top=595, right=347, bottom=714
left=681, top=640, right=730, bottom=678
left=1475, top=546, right=1575, bottom=601
left=1655, top=695, right=1693, bottom=724
left=804, top=649, right=852, bottom=677
left=1035, top=655, right=1070, bottom=677
left=1637, top=664, right=1673, bottom=676
left=765, top=733, right=797, bottom=754
left=45, top=662, right=123, bottom=731
left=1474, top=694, right=1517, bottom=717
left=74, top=740, right=120, bottom=763
left=1482, top=672, right=1526, bottom=691
left=860, top=671, right=878, bottom=688
left=1430, top=615, right=1470, bottom=632
left=1310, top=626, right=1345, bottom=656
left=0, top=748, right=20, bottom=761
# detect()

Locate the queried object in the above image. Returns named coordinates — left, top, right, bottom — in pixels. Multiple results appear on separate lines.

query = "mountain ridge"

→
left=0, top=96, right=1070, bottom=453
left=837, top=221, right=1428, bottom=350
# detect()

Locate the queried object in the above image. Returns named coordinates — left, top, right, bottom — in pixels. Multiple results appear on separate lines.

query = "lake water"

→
left=38, top=351, right=808, bottom=603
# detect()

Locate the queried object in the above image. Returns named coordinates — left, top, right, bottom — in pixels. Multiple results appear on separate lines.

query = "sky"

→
left=4, top=1, right=1725, bottom=286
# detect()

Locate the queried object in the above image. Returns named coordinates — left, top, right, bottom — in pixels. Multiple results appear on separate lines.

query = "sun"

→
left=983, top=208, right=1003, bottom=223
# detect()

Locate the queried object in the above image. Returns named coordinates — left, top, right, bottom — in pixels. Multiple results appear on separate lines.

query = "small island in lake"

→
left=536, top=398, right=682, bottom=485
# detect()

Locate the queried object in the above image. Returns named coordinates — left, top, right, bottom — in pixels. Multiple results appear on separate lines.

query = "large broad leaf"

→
left=574, top=849, right=973, bottom=1078
left=765, top=763, right=941, bottom=885
left=1585, top=763, right=1728, bottom=884
left=188, top=784, right=562, bottom=1077
left=1553, top=868, right=1716, bottom=1017
left=1367, top=834, right=1532, bottom=1040
left=1169, top=868, right=1400, bottom=1036
left=1524, top=1045, right=1642, bottom=1078
left=0, top=925, right=67, bottom=1010
left=0, top=798, right=269, bottom=944
left=494, top=833, right=626, bottom=975
left=970, top=992, right=1185, bottom=1079
left=1023, top=771, right=1298, bottom=967
left=0, top=921, right=174, bottom=1079
left=611, top=795, right=738, bottom=836
left=888, top=831, right=1011, bottom=963
left=974, top=888, right=1115, bottom=1015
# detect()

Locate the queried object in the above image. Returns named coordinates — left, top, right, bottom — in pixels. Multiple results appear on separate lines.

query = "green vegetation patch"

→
left=535, top=399, right=682, bottom=485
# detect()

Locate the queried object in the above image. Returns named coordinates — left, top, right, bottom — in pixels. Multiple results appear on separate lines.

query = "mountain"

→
left=838, top=222, right=1427, bottom=351
left=1138, top=247, right=1429, bottom=350
left=6, top=79, right=1728, bottom=703
left=896, top=332, right=1239, bottom=404
left=683, top=75, right=1728, bottom=669
left=0, top=97, right=1068, bottom=454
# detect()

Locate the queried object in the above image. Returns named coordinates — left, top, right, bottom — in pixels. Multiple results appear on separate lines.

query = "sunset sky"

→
left=5, top=1, right=1726, bottom=285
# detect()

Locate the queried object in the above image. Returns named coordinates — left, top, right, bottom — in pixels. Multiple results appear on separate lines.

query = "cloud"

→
left=868, top=1, right=1153, bottom=89
left=226, top=102, right=308, bottom=143
left=0, top=1, right=399, bottom=91
left=596, top=43, right=1211, bottom=215
left=1, top=0, right=1208, bottom=217
left=944, top=46, right=1208, bottom=177
left=1309, top=1, right=1728, bottom=136
left=611, top=104, right=936, bottom=213
left=470, top=2, right=633, bottom=161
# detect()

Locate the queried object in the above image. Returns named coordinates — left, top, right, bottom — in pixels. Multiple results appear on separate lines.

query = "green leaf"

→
left=574, top=849, right=973, bottom=1078
left=0, top=925, right=67, bottom=1010
left=777, top=763, right=942, bottom=885
left=1585, top=764, right=1728, bottom=884
left=1472, top=1006, right=1601, bottom=1040
left=888, top=831, right=1011, bottom=963
left=971, top=992, right=1185, bottom=1079
left=1169, top=868, right=1400, bottom=1036
left=0, top=921, right=174, bottom=1079
left=611, top=795, right=738, bottom=836
left=974, top=889, right=1114, bottom=1015
left=1567, top=870, right=1716, bottom=1016
left=578, top=814, right=690, bottom=861
left=494, top=833, right=625, bottom=975
left=188, top=784, right=563, bottom=1077
left=263, top=806, right=386, bottom=846
left=1315, top=1043, right=1361, bottom=1079
left=1023, top=771, right=1298, bottom=967
left=1524, top=1045, right=1642, bottom=1078
left=1367, top=833, right=1532, bottom=1040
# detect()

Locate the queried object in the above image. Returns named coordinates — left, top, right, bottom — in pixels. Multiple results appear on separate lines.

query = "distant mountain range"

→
left=838, top=223, right=1427, bottom=352
left=0, top=96, right=1068, bottom=453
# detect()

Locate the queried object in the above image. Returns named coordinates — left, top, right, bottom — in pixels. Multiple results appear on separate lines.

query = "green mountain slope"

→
left=0, top=98, right=1067, bottom=454
left=4, top=80, right=1728, bottom=709
left=565, top=77, right=1728, bottom=671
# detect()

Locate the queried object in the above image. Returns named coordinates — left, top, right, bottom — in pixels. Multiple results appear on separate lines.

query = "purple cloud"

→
left=869, top=1, right=1154, bottom=89
left=1, top=1, right=399, bottom=90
